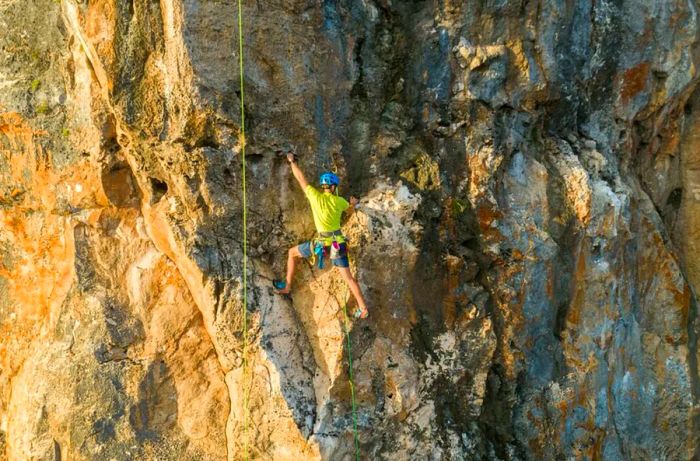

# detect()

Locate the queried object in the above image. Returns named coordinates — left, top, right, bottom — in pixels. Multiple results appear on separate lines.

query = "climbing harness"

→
left=236, top=0, right=250, bottom=459
left=319, top=229, right=344, bottom=239
left=309, top=230, right=347, bottom=270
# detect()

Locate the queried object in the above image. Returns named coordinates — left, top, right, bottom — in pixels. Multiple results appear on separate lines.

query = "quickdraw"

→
left=312, top=240, right=326, bottom=269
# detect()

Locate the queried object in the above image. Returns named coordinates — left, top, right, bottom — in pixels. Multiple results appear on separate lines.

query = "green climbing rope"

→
left=306, top=261, right=362, bottom=460
left=236, top=0, right=249, bottom=459
left=341, top=300, right=362, bottom=461
left=343, top=214, right=362, bottom=460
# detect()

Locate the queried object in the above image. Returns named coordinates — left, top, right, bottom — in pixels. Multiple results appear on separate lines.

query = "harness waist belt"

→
left=319, top=229, right=343, bottom=238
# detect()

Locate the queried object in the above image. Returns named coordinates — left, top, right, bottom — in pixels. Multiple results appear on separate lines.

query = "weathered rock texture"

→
left=2, top=0, right=700, bottom=460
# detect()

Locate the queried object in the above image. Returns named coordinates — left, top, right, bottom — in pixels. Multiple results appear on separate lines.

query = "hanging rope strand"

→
left=306, top=261, right=362, bottom=460
left=342, top=299, right=362, bottom=460
left=236, top=0, right=249, bottom=459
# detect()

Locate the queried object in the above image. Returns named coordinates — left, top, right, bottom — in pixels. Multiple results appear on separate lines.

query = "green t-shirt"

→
left=304, top=185, right=349, bottom=244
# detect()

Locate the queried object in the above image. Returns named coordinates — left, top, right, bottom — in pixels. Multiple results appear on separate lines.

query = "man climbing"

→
left=274, top=152, right=369, bottom=319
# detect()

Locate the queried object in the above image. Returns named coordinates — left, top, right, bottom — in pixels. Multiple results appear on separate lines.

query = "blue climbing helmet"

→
left=319, top=172, right=340, bottom=187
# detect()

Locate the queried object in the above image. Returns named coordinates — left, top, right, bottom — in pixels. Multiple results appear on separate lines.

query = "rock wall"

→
left=2, top=0, right=700, bottom=460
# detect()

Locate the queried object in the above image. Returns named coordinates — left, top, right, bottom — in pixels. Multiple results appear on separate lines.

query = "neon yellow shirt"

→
left=304, top=185, right=349, bottom=244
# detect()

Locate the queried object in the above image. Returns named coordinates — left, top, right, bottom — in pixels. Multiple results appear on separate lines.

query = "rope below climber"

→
left=273, top=151, right=369, bottom=319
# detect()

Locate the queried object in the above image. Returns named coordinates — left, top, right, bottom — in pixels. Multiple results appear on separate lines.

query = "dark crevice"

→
left=193, top=135, right=220, bottom=150
left=666, top=187, right=683, bottom=211
left=350, top=36, right=366, bottom=99
left=149, top=177, right=168, bottom=204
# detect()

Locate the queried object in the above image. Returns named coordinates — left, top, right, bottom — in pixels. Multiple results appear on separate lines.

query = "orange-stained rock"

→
left=2, top=0, right=700, bottom=460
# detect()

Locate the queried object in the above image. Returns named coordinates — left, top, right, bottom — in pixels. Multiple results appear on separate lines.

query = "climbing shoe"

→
left=353, top=306, right=369, bottom=320
left=272, top=280, right=286, bottom=290
left=272, top=280, right=290, bottom=295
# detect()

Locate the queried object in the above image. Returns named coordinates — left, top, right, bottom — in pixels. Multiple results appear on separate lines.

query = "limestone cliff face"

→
left=1, top=1, right=700, bottom=460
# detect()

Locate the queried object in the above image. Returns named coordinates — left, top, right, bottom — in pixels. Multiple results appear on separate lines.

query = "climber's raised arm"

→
left=287, top=152, right=309, bottom=190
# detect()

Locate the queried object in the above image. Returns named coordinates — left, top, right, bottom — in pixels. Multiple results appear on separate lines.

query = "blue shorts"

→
left=298, top=241, right=349, bottom=268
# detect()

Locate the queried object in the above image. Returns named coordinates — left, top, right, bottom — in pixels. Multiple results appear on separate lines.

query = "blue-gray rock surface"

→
left=1, top=1, right=700, bottom=460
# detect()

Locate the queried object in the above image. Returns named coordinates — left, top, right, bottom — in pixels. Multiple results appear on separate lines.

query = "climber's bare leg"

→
left=337, top=266, right=368, bottom=313
left=278, top=246, right=302, bottom=294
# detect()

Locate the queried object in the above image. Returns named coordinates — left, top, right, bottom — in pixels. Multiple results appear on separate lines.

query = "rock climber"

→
left=273, top=152, right=369, bottom=319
